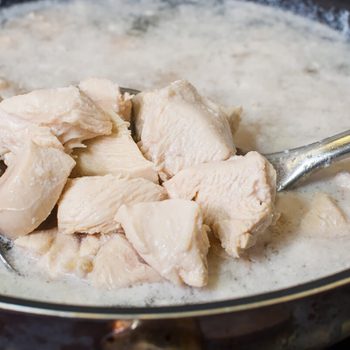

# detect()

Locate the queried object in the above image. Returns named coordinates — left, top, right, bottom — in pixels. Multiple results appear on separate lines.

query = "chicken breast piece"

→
left=16, top=230, right=160, bottom=287
left=116, top=199, right=210, bottom=287
left=21, top=230, right=109, bottom=279
left=79, top=78, right=132, bottom=121
left=164, top=152, right=276, bottom=257
left=0, top=112, right=63, bottom=158
left=73, top=79, right=157, bottom=182
left=58, top=175, right=167, bottom=235
left=72, top=112, right=158, bottom=182
left=88, top=234, right=161, bottom=289
left=133, top=80, right=236, bottom=180
left=14, top=228, right=57, bottom=255
left=0, top=111, right=75, bottom=239
left=0, top=85, right=112, bottom=151
left=300, top=192, right=349, bottom=238
left=39, top=234, right=87, bottom=278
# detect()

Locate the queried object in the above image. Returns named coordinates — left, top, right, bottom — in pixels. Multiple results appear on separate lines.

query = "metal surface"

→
left=1, top=268, right=350, bottom=320
left=2, top=284, right=350, bottom=349
left=266, top=129, right=350, bottom=191
left=0, top=236, right=16, bottom=273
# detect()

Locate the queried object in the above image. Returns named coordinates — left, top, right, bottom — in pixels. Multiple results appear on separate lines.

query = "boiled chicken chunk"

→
left=14, top=228, right=109, bottom=279
left=116, top=199, right=210, bottom=287
left=164, top=152, right=276, bottom=257
left=15, top=228, right=108, bottom=278
left=133, top=80, right=236, bottom=180
left=15, top=230, right=160, bottom=287
left=89, top=234, right=161, bottom=289
left=72, top=122, right=158, bottom=182
left=300, top=192, right=349, bottom=238
left=0, top=85, right=112, bottom=151
left=39, top=233, right=107, bottom=278
left=58, top=175, right=167, bottom=235
left=15, top=228, right=58, bottom=255
left=79, top=78, right=132, bottom=121
left=0, top=112, right=63, bottom=158
left=74, top=79, right=155, bottom=181
left=0, top=113, right=75, bottom=239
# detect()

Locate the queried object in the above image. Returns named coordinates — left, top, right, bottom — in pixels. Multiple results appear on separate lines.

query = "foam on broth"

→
left=0, top=0, right=350, bottom=306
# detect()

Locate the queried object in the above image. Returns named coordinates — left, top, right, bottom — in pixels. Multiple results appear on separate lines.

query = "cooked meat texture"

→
left=116, top=199, right=210, bottom=287
left=16, top=229, right=109, bottom=278
left=72, top=108, right=157, bottom=182
left=88, top=234, right=161, bottom=289
left=133, top=80, right=236, bottom=180
left=300, top=192, right=349, bottom=238
left=79, top=78, right=132, bottom=121
left=14, top=228, right=58, bottom=255
left=58, top=175, right=167, bottom=235
left=38, top=233, right=102, bottom=278
left=164, top=152, right=276, bottom=257
left=16, top=230, right=160, bottom=287
left=0, top=85, right=112, bottom=151
left=0, top=113, right=75, bottom=239
left=0, top=142, right=74, bottom=239
left=72, top=124, right=158, bottom=182
left=0, top=112, right=63, bottom=159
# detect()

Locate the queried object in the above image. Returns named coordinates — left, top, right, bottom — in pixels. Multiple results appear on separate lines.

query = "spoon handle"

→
left=266, top=129, right=350, bottom=191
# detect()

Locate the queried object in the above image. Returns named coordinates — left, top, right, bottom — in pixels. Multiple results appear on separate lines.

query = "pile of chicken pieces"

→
left=0, top=79, right=276, bottom=290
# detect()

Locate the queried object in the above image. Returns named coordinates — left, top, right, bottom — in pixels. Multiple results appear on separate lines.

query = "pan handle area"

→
left=100, top=318, right=202, bottom=350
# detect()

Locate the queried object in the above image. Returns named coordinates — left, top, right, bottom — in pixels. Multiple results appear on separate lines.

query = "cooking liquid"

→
left=0, top=0, right=350, bottom=306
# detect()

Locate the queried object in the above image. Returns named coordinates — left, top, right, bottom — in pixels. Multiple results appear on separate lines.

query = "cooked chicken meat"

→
left=116, top=199, right=210, bottom=287
left=72, top=84, right=157, bottom=182
left=15, top=230, right=160, bottom=288
left=0, top=85, right=112, bottom=151
left=88, top=234, right=161, bottom=289
left=15, top=228, right=57, bottom=255
left=2, top=78, right=278, bottom=292
left=58, top=175, right=167, bottom=235
left=15, top=228, right=108, bottom=278
left=0, top=112, right=75, bottom=239
left=133, top=80, right=236, bottom=180
left=39, top=233, right=106, bottom=278
left=300, top=192, right=349, bottom=238
left=72, top=118, right=158, bottom=182
left=164, top=152, right=276, bottom=257
left=78, top=78, right=132, bottom=121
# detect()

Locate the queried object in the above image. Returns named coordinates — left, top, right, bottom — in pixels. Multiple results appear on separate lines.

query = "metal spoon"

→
left=0, top=236, right=18, bottom=273
left=264, top=129, right=350, bottom=191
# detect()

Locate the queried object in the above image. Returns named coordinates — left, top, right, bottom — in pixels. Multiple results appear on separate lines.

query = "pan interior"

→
left=0, top=0, right=350, bottom=313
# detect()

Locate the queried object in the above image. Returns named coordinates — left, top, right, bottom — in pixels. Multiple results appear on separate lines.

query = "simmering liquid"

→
left=0, top=0, right=349, bottom=306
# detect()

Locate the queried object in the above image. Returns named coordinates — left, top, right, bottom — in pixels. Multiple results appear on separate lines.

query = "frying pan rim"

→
left=0, top=0, right=350, bottom=320
left=1, top=267, right=350, bottom=319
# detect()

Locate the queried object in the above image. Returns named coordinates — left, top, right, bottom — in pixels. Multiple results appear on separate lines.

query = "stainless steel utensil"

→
left=265, top=129, right=350, bottom=191
left=0, top=237, right=17, bottom=273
